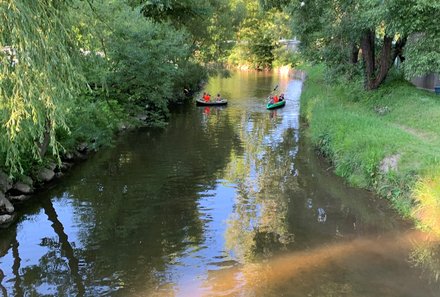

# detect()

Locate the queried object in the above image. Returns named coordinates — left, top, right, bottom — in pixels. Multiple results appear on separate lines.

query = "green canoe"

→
left=266, top=100, right=286, bottom=110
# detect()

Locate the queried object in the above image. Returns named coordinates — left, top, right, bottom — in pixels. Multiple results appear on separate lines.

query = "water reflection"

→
left=200, top=230, right=435, bottom=297
left=410, top=239, right=440, bottom=283
left=0, top=72, right=440, bottom=296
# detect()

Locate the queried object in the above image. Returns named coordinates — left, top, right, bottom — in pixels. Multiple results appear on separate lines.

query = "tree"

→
left=285, top=0, right=440, bottom=90
left=390, top=0, right=440, bottom=79
left=228, top=0, right=291, bottom=69
left=0, top=0, right=209, bottom=176
left=0, top=0, right=84, bottom=173
left=71, top=0, right=201, bottom=123
left=130, top=0, right=242, bottom=67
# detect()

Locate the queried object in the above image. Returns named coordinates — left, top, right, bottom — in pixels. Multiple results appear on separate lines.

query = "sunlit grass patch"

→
left=413, top=172, right=440, bottom=236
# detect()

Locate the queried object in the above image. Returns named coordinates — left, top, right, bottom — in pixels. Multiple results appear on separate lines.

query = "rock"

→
left=136, top=114, right=148, bottom=121
left=5, top=200, right=14, bottom=213
left=77, top=142, right=88, bottom=153
left=47, top=162, right=57, bottom=171
left=38, top=168, right=55, bottom=182
left=21, top=175, right=33, bottom=186
left=0, top=214, right=14, bottom=226
left=63, top=152, right=74, bottom=161
left=119, top=123, right=127, bottom=131
left=0, top=170, right=12, bottom=193
left=13, top=182, right=33, bottom=194
left=0, top=193, right=14, bottom=213
left=74, top=151, right=88, bottom=160
left=8, top=195, right=31, bottom=202
left=374, top=105, right=391, bottom=116
left=60, top=162, right=73, bottom=171
left=379, top=154, right=401, bottom=174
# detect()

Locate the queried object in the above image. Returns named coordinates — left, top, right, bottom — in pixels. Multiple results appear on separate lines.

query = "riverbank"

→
left=300, top=65, right=440, bottom=235
left=0, top=87, right=201, bottom=228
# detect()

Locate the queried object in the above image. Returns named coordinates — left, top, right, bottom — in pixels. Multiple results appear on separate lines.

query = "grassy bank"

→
left=300, top=65, right=440, bottom=234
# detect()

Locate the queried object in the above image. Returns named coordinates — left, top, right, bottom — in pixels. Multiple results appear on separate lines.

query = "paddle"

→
left=267, top=84, right=279, bottom=103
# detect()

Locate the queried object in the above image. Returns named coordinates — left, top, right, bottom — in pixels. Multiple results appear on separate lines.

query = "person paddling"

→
left=203, top=92, right=211, bottom=102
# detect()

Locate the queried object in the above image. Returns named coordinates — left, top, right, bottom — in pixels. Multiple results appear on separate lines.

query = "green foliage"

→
left=171, top=61, right=207, bottom=101
left=387, top=0, right=440, bottom=79
left=272, top=50, right=303, bottom=68
left=0, top=0, right=84, bottom=173
left=0, top=0, right=295, bottom=178
left=132, top=0, right=212, bottom=30
left=196, top=0, right=238, bottom=65
left=107, top=12, right=190, bottom=108
left=286, top=0, right=440, bottom=87
left=58, top=96, right=126, bottom=152
left=259, top=0, right=290, bottom=10
left=404, top=35, right=440, bottom=79
left=0, top=0, right=213, bottom=177
left=73, top=0, right=206, bottom=123
left=228, top=1, right=292, bottom=69
left=132, top=0, right=239, bottom=65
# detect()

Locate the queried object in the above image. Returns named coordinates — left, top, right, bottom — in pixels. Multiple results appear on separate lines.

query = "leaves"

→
left=283, top=0, right=440, bottom=86
left=0, top=0, right=84, bottom=173
left=228, top=1, right=291, bottom=69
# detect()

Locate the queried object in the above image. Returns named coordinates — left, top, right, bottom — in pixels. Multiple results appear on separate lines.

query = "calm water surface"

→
left=1, top=71, right=440, bottom=297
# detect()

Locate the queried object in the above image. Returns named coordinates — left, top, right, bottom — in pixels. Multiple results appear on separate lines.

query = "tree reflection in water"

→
left=2, top=73, right=440, bottom=296
left=223, top=106, right=296, bottom=261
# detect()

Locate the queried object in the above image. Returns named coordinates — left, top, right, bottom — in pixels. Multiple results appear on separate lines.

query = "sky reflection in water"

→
left=1, top=72, right=440, bottom=297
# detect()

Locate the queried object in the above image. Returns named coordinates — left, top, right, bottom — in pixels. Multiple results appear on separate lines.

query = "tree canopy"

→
left=0, top=0, right=293, bottom=176
left=228, top=0, right=292, bottom=69
left=0, top=0, right=83, bottom=172
left=283, top=0, right=440, bottom=89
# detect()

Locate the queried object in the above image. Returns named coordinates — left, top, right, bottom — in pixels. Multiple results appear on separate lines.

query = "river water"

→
left=1, top=71, right=440, bottom=297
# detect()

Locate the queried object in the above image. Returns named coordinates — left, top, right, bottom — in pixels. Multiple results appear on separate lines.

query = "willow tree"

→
left=0, top=1, right=83, bottom=173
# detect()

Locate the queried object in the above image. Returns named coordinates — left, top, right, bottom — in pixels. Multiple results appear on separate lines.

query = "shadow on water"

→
left=1, top=71, right=440, bottom=296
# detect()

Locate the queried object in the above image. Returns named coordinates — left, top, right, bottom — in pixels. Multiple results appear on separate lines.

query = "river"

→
left=1, top=71, right=440, bottom=296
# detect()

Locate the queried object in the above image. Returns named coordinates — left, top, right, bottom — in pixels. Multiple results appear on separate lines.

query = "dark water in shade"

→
left=1, top=71, right=440, bottom=297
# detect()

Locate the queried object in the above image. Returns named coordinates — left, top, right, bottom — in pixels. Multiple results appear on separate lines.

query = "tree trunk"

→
left=12, top=238, right=23, bottom=297
left=360, top=30, right=396, bottom=90
left=351, top=43, right=359, bottom=64
left=370, top=35, right=393, bottom=90
left=39, top=118, right=51, bottom=158
left=360, top=29, right=376, bottom=90
left=43, top=199, right=85, bottom=295
left=392, top=36, right=407, bottom=63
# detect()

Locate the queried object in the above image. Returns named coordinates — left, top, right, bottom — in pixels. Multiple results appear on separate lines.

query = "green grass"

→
left=300, top=65, right=440, bottom=233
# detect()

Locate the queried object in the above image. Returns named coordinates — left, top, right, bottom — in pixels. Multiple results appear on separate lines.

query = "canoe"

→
left=196, top=98, right=228, bottom=106
left=266, top=100, right=286, bottom=110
